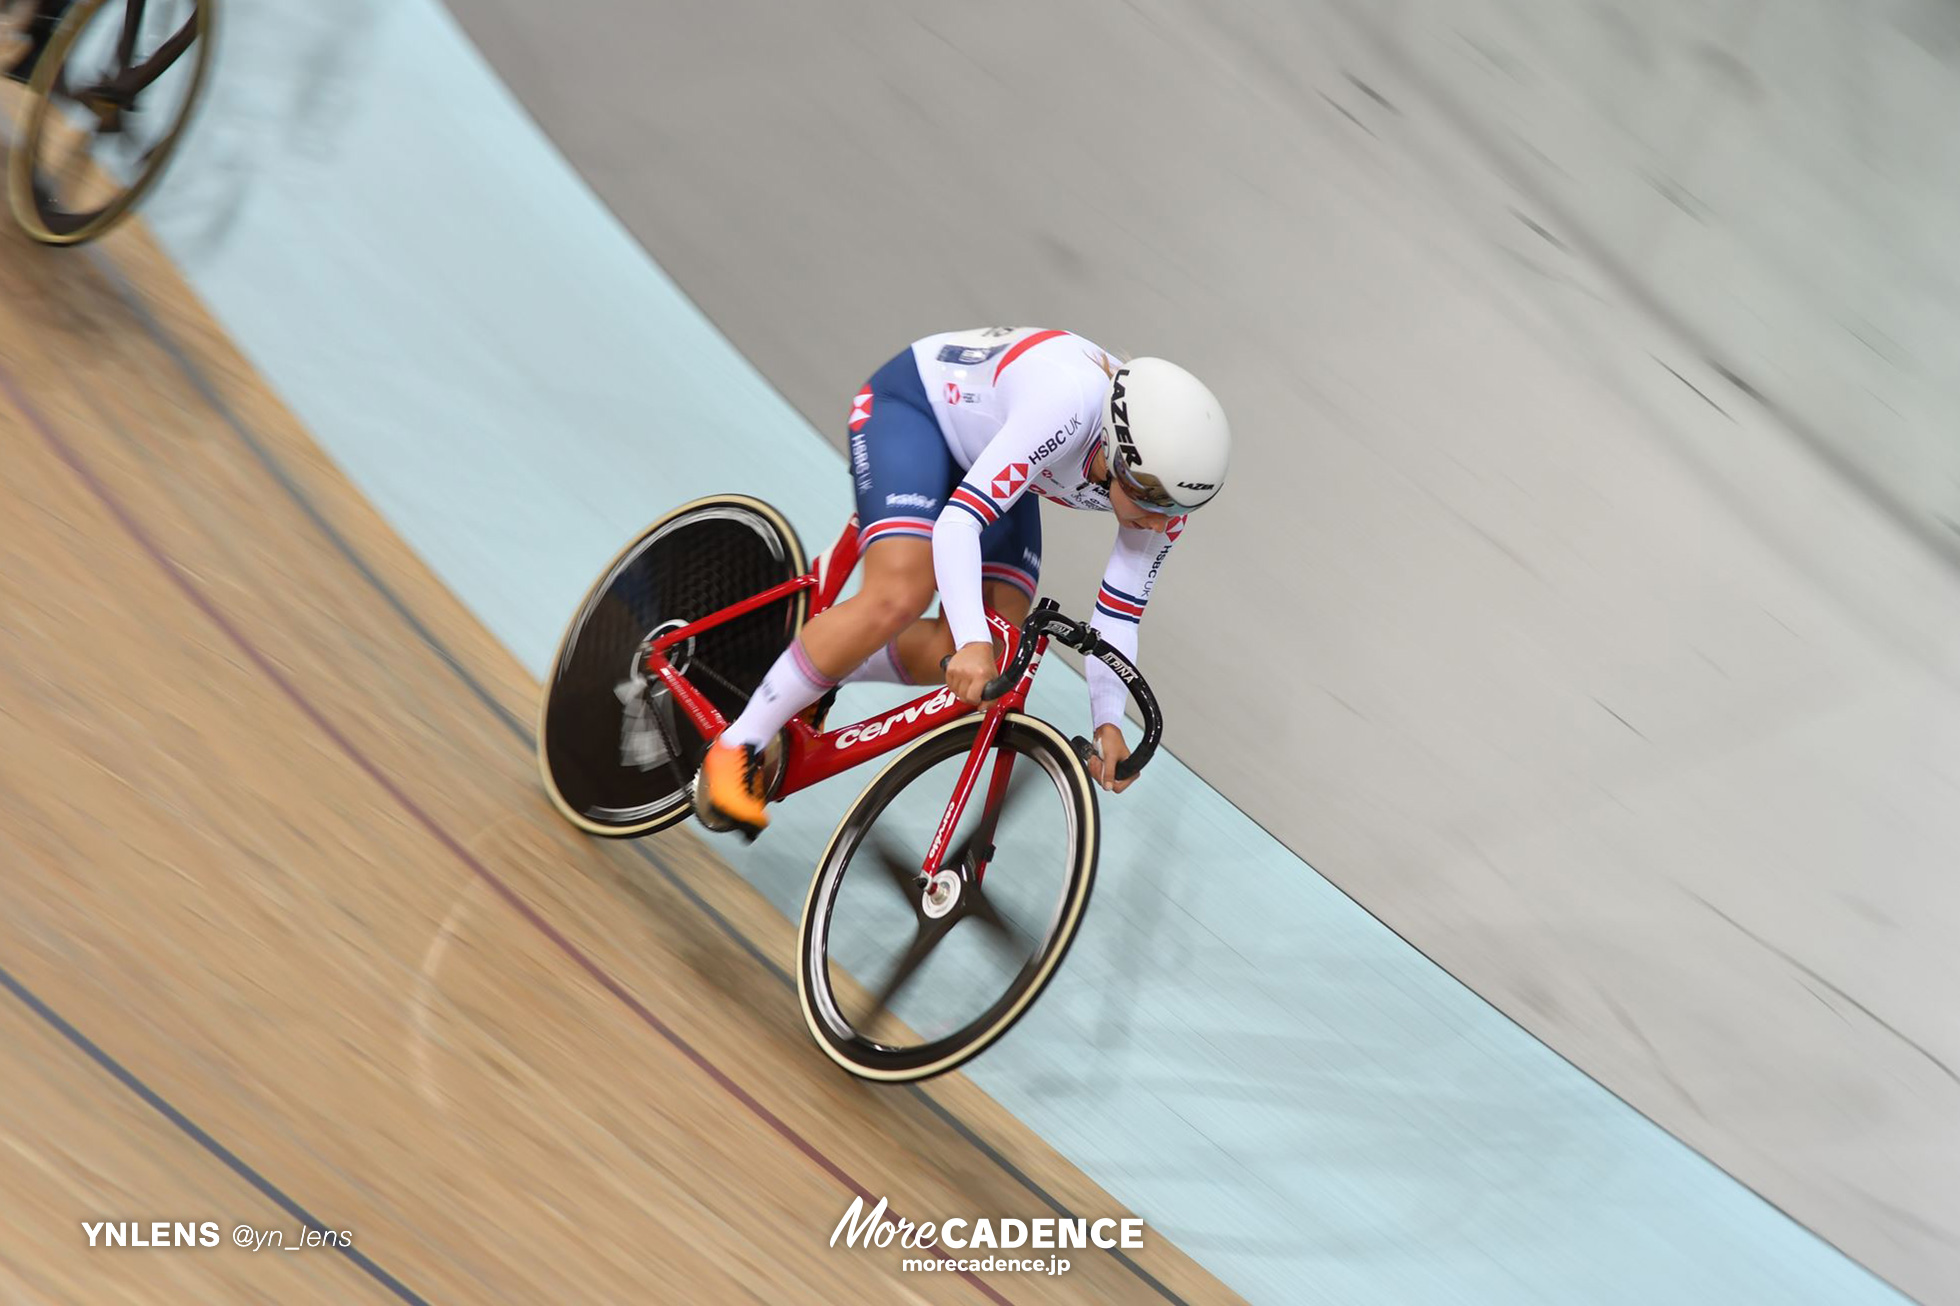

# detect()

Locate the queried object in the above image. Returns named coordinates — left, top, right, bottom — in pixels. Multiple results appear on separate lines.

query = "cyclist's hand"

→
left=943, top=641, right=999, bottom=706
left=1086, top=723, right=1135, bottom=793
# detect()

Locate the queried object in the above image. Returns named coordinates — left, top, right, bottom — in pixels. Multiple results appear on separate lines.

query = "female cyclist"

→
left=694, top=326, right=1230, bottom=838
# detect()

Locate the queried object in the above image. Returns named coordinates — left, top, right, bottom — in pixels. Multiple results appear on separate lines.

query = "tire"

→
left=798, top=712, right=1098, bottom=1081
left=9, top=0, right=216, bottom=246
left=538, top=495, right=806, bottom=838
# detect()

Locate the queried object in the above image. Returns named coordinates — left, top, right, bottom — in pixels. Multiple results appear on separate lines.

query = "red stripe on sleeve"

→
left=1097, top=587, right=1145, bottom=617
left=992, top=329, right=1070, bottom=382
left=951, top=487, right=1000, bottom=522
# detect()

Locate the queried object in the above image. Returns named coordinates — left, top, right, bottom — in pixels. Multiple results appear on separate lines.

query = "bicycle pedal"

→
left=697, top=804, right=764, bottom=843
left=689, top=771, right=768, bottom=840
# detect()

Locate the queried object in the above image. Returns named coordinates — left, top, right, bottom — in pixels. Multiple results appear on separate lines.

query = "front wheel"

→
left=798, top=712, right=1099, bottom=1081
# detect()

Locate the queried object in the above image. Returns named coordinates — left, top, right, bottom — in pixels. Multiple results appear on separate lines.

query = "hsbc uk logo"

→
left=849, top=387, right=874, bottom=433
left=1027, top=415, right=1078, bottom=465
left=990, top=462, right=1030, bottom=499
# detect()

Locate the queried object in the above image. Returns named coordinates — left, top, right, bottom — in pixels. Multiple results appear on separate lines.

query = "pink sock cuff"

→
left=789, top=638, right=840, bottom=692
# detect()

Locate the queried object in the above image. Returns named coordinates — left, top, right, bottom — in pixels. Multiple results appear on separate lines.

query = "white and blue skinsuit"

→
left=848, top=326, right=1186, bottom=731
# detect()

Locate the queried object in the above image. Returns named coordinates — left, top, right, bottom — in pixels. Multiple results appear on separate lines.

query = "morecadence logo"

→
left=830, top=1194, right=1144, bottom=1277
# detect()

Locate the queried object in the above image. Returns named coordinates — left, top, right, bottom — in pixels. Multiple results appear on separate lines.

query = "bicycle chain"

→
left=687, top=655, right=751, bottom=702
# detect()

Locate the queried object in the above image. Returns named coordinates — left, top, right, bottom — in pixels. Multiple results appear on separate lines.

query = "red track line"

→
left=0, top=365, right=1014, bottom=1306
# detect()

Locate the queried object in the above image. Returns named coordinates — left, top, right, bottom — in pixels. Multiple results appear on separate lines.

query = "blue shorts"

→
left=847, top=350, right=1041, bottom=600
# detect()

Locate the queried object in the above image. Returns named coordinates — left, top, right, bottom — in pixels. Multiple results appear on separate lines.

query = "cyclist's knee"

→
left=858, top=539, right=934, bottom=636
left=919, top=615, right=957, bottom=660
left=857, top=576, right=934, bottom=640
left=983, top=581, right=1033, bottom=627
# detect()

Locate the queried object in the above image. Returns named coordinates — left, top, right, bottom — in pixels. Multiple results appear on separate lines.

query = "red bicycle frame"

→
left=642, top=516, right=1047, bottom=878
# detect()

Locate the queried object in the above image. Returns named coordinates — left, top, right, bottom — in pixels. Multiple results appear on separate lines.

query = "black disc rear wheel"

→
left=798, top=713, right=1098, bottom=1081
left=538, top=496, right=806, bottom=837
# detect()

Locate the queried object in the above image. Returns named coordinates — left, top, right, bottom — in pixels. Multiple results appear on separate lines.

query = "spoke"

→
left=960, top=884, right=1019, bottom=946
left=959, top=885, right=1048, bottom=977
left=861, top=915, right=960, bottom=1023
left=864, top=830, right=927, bottom=907
left=116, top=0, right=148, bottom=72
left=116, top=12, right=195, bottom=98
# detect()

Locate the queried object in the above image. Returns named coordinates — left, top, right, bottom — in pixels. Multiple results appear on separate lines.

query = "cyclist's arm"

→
left=932, top=361, right=1091, bottom=651
left=1086, top=520, right=1182, bottom=730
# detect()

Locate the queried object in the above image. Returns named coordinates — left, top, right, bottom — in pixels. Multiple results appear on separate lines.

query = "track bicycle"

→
left=2, top=0, right=214, bottom=244
left=537, top=496, right=1164, bottom=1081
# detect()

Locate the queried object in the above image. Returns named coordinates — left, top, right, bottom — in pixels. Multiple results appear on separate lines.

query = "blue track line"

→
left=0, top=963, right=430, bottom=1305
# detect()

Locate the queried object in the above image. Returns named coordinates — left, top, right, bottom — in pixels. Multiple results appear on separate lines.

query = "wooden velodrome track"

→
left=0, top=207, right=1241, bottom=1303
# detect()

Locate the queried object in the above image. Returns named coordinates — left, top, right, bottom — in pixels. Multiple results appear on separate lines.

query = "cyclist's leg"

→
left=889, top=493, right=1040, bottom=684
left=791, top=349, right=950, bottom=686
left=811, top=350, right=967, bottom=688
left=699, top=352, right=945, bottom=831
left=716, top=534, right=932, bottom=746
left=843, top=569, right=1038, bottom=688
left=725, top=363, right=944, bottom=741
left=888, top=578, right=1030, bottom=683
left=798, top=535, right=938, bottom=683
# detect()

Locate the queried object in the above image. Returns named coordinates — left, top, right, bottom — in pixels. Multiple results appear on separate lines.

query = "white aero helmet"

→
left=1103, top=357, right=1231, bottom=512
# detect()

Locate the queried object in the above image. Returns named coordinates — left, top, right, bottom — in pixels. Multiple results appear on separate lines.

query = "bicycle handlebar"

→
left=983, top=599, right=1164, bottom=783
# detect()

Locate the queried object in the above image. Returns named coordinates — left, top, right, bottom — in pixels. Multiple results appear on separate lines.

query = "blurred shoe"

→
left=693, top=737, right=768, bottom=840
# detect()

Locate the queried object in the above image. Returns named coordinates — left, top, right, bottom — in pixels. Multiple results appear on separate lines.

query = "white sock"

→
left=841, top=640, right=912, bottom=687
left=722, top=637, right=838, bottom=750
